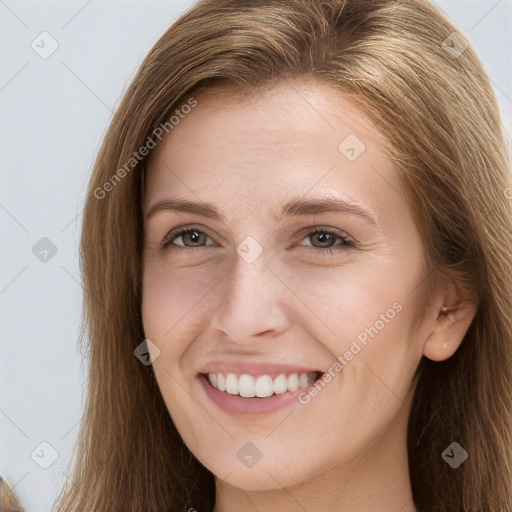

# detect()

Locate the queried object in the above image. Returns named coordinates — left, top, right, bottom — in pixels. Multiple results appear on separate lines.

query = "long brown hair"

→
left=54, top=1, right=512, bottom=510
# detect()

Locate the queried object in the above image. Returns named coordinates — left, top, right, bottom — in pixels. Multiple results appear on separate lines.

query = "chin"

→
left=197, top=444, right=316, bottom=491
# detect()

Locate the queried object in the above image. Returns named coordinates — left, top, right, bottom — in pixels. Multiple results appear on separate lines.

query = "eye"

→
left=297, top=227, right=355, bottom=255
left=161, top=225, right=355, bottom=255
left=162, top=226, right=214, bottom=250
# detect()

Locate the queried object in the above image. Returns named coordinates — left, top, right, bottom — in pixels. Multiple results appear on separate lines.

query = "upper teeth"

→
left=207, top=371, right=319, bottom=398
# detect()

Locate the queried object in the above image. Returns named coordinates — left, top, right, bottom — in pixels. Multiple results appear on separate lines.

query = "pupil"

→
left=316, top=233, right=333, bottom=247
left=186, top=231, right=202, bottom=246
left=189, top=231, right=199, bottom=243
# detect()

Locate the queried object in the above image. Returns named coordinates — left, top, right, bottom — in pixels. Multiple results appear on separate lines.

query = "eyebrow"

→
left=281, top=197, right=377, bottom=226
left=144, top=196, right=378, bottom=226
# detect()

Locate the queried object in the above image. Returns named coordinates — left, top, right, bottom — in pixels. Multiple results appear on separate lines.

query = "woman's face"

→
left=142, top=79, right=436, bottom=492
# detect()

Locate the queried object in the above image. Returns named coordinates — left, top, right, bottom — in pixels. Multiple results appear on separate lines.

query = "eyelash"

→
left=161, top=225, right=355, bottom=255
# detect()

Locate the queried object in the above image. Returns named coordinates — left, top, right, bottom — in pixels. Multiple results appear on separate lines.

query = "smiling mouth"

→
left=203, top=371, right=323, bottom=398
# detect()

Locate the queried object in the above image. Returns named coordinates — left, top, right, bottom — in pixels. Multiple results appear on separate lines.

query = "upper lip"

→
left=199, top=360, right=323, bottom=378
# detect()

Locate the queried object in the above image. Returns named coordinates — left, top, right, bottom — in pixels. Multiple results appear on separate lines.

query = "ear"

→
left=422, top=281, right=478, bottom=362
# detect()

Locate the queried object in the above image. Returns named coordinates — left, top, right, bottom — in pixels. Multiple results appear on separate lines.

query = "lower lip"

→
left=198, top=374, right=312, bottom=415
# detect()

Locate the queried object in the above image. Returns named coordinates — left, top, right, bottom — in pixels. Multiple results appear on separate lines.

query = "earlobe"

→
left=422, top=302, right=478, bottom=362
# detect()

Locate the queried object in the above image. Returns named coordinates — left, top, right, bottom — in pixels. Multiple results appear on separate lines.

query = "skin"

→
left=141, top=78, right=476, bottom=512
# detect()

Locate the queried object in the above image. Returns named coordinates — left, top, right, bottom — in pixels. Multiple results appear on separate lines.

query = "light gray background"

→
left=1, top=1, right=510, bottom=510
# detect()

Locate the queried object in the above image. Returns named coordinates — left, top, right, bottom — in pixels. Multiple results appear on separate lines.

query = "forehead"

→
left=144, top=78, right=402, bottom=226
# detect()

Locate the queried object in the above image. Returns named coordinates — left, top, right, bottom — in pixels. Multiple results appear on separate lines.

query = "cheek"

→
left=275, top=256, right=410, bottom=342
left=141, top=260, right=220, bottom=341
left=281, top=256, right=423, bottom=393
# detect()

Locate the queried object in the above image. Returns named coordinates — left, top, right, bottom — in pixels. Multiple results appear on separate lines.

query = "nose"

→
left=209, top=248, right=290, bottom=343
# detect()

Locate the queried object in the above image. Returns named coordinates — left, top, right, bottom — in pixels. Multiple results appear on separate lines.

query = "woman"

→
left=54, top=0, right=512, bottom=510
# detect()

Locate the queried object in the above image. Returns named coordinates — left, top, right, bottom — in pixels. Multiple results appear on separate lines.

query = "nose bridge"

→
left=230, top=244, right=270, bottom=300
left=210, top=246, right=289, bottom=341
